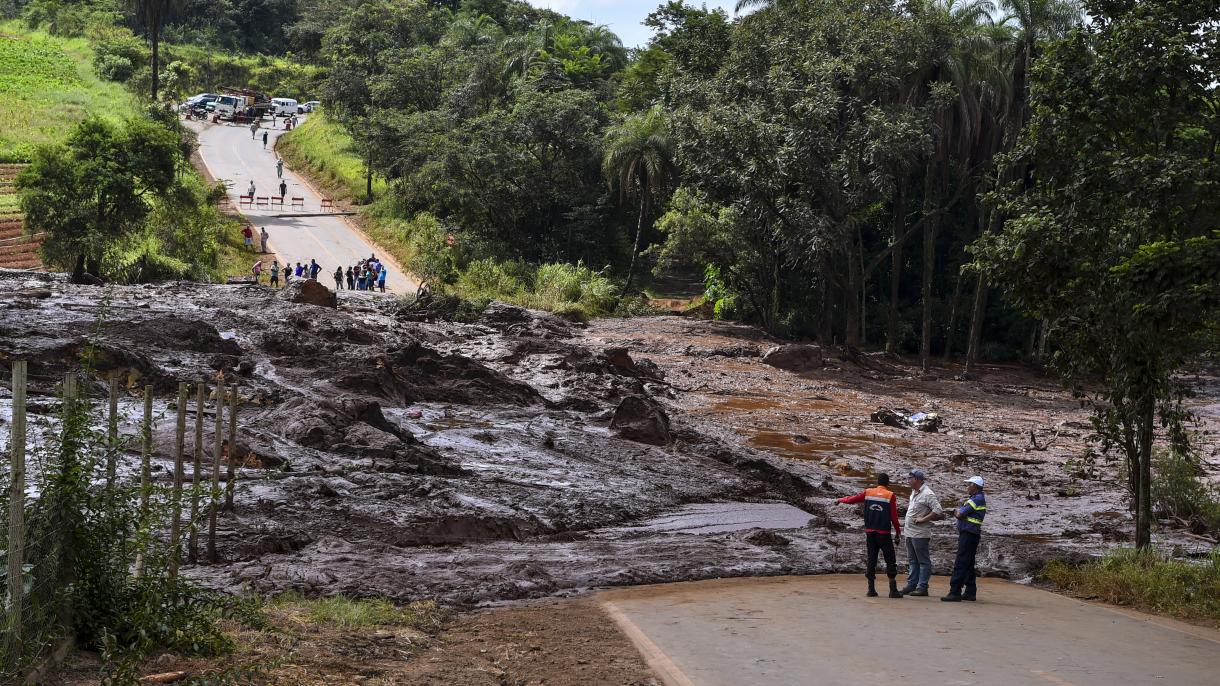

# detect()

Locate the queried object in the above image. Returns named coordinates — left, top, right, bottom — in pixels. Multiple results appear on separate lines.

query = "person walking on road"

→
left=247, top=180, right=256, bottom=198
left=262, top=130, right=269, bottom=149
left=346, top=266, right=355, bottom=290
left=943, top=476, right=988, bottom=603
left=242, top=224, right=254, bottom=250
left=276, top=158, right=284, bottom=178
left=837, top=474, right=904, bottom=599
left=250, top=120, right=258, bottom=139
left=334, top=266, right=344, bottom=291
left=279, top=180, right=287, bottom=198
left=378, top=266, right=387, bottom=292
left=259, top=226, right=269, bottom=253
left=900, top=470, right=942, bottom=597
left=270, top=260, right=280, bottom=288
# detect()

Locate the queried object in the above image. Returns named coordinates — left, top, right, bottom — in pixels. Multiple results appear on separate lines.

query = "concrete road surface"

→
left=600, top=575, right=1220, bottom=686
left=191, top=118, right=416, bottom=294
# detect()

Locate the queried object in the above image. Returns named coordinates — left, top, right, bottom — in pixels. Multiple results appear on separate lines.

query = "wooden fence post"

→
left=106, top=372, right=118, bottom=490
left=168, top=382, right=188, bottom=580
left=225, top=388, right=237, bottom=511
left=208, top=381, right=224, bottom=563
left=134, top=385, right=153, bottom=580
left=188, top=380, right=204, bottom=564
left=6, top=361, right=28, bottom=651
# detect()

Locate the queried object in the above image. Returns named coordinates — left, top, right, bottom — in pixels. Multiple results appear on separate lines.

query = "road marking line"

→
left=1031, top=670, right=1077, bottom=685
left=601, top=601, right=698, bottom=686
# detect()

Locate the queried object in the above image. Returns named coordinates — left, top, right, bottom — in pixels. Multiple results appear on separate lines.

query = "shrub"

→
left=1152, top=449, right=1220, bottom=534
left=1041, top=548, right=1220, bottom=624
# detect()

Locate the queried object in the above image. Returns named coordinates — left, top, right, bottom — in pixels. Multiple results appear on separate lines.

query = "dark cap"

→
left=909, top=469, right=926, bottom=481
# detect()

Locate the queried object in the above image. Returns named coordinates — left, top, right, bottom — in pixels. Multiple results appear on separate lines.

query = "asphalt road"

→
left=600, top=575, right=1220, bottom=686
left=191, top=117, right=416, bottom=294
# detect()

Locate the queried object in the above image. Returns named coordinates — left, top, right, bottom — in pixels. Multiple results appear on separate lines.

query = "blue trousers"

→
left=949, top=531, right=980, bottom=595
left=904, top=536, right=932, bottom=589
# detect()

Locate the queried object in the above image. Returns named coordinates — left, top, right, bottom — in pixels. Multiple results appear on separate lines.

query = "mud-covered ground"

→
left=1, top=269, right=1216, bottom=608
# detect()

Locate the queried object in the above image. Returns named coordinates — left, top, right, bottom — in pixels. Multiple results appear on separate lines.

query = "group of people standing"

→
left=335, top=255, right=388, bottom=292
left=836, top=470, right=987, bottom=602
left=249, top=256, right=389, bottom=294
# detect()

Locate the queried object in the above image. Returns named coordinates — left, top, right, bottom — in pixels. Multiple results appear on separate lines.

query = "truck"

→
left=211, top=94, right=248, bottom=119
left=213, top=87, right=274, bottom=121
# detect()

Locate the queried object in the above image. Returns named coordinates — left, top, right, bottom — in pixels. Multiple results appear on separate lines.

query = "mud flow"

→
left=1, top=270, right=1216, bottom=606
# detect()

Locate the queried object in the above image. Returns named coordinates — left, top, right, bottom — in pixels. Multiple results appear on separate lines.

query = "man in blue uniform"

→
left=942, top=475, right=987, bottom=602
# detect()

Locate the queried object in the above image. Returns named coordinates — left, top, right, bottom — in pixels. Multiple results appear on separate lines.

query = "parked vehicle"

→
left=299, top=101, right=320, bottom=113
left=271, top=97, right=298, bottom=115
left=181, top=93, right=217, bottom=111
left=212, top=94, right=248, bottom=119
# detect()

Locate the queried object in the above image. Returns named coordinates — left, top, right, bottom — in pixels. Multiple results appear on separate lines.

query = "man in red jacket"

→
left=836, top=473, right=904, bottom=598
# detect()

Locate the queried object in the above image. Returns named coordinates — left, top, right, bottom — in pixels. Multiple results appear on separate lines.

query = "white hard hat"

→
left=965, top=476, right=985, bottom=488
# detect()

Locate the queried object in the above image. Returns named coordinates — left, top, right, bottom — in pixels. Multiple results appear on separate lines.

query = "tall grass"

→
left=1042, top=549, right=1220, bottom=624
left=0, top=21, right=137, bottom=162
left=276, top=111, right=385, bottom=200
left=270, top=592, right=449, bottom=631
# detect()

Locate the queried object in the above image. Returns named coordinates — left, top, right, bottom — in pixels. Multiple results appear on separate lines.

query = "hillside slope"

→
left=0, top=22, right=138, bottom=163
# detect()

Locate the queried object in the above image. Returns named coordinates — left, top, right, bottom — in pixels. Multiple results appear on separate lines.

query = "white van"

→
left=271, top=98, right=298, bottom=116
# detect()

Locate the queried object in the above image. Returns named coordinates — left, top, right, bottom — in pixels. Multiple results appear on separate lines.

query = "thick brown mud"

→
left=1, top=269, right=1216, bottom=608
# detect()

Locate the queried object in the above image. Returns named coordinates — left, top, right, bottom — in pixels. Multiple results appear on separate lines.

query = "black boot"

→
left=941, top=589, right=963, bottom=602
left=888, top=579, right=904, bottom=598
left=866, top=579, right=878, bottom=597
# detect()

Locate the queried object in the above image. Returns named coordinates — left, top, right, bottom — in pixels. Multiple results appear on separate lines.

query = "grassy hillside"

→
left=277, top=112, right=384, bottom=200
left=0, top=21, right=138, bottom=162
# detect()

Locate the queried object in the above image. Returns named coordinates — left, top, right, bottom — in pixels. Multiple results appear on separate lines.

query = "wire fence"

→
left=1, top=363, right=241, bottom=683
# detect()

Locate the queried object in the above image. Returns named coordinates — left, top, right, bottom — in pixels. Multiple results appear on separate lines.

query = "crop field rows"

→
left=0, top=163, right=40, bottom=270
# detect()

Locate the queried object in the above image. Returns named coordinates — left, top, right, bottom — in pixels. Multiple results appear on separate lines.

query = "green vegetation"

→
left=1042, top=550, right=1220, bottom=625
left=271, top=592, right=449, bottom=631
left=17, top=112, right=240, bottom=283
left=974, top=0, right=1220, bottom=547
left=277, top=111, right=383, bottom=200
left=1152, top=450, right=1220, bottom=535
left=0, top=20, right=138, bottom=162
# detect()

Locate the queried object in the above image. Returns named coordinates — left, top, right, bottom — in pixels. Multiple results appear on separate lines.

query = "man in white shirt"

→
left=900, top=469, right=942, bottom=596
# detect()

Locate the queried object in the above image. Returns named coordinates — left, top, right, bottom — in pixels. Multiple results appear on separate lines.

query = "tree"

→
left=17, top=116, right=179, bottom=282
left=602, top=106, right=676, bottom=297
left=130, top=0, right=174, bottom=100
left=974, top=0, right=1220, bottom=548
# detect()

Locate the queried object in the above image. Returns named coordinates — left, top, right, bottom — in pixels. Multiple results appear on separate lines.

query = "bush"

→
left=88, top=23, right=146, bottom=83
left=1153, top=449, right=1220, bottom=534
left=1041, top=548, right=1220, bottom=624
left=92, top=52, right=133, bottom=82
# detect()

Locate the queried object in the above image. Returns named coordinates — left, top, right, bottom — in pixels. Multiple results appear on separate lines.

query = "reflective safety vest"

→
left=863, top=486, right=897, bottom=533
left=957, top=492, right=987, bottom=534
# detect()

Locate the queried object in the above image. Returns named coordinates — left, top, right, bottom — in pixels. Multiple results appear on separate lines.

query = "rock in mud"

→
left=610, top=395, right=672, bottom=446
left=743, top=530, right=791, bottom=547
left=761, top=344, right=823, bottom=372
left=479, top=301, right=574, bottom=337
left=280, top=280, right=337, bottom=308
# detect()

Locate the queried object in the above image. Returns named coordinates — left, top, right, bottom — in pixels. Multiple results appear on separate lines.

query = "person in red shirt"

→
left=836, top=473, right=904, bottom=598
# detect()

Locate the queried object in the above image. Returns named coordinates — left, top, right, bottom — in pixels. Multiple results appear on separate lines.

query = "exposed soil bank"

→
left=1, top=269, right=1215, bottom=609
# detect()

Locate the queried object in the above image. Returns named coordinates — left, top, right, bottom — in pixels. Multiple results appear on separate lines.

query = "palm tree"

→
left=602, top=107, right=676, bottom=298
left=502, top=20, right=556, bottom=81
left=900, top=0, right=1008, bottom=371
left=131, top=0, right=176, bottom=101
left=962, top=0, right=1081, bottom=376
left=578, top=24, right=627, bottom=72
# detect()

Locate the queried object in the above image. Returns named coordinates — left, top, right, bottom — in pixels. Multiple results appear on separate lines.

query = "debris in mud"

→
left=280, top=279, right=337, bottom=308
left=869, top=408, right=941, bottom=433
left=743, top=530, right=791, bottom=547
left=610, top=395, right=672, bottom=445
left=761, top=344, right=824, bottom=372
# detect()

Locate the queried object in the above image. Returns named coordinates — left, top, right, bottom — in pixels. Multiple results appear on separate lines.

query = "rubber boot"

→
left=866, top=579, right=878, bottom=597
left=888, top=579, right=903, bottom=599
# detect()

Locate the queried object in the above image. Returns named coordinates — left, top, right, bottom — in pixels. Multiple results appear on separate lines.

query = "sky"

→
left=528, top=1, right=741, bottom=49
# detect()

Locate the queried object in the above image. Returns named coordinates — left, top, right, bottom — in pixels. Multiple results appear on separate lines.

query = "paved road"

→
left=600, top=575, right=1220, bottom=686
left=190, top=118, right=416, bottom=294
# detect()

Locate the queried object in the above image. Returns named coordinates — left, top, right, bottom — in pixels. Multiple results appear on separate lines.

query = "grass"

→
left=276, top=112, right=386, bottom=201
left=1041, top=548, right=1220, bottom=625
left=0, top=21, right=138, bottom=163
left=270, top=592, right=450, bottom=631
